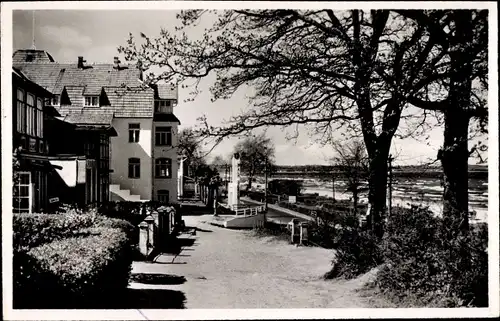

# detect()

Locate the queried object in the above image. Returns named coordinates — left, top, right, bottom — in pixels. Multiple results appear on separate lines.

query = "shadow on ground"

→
left=185, top=226, right=213, bottom=233
left=112, top=288, right=187, bottom=309
left=14, top=288, right=187, bottom=309
left=130, top=273, right=186, bottom=285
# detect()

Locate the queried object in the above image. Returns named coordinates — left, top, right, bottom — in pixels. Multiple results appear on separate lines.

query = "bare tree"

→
left=331, top=140, right=369, bottom=212
left=178, top=127, right=208, bottom=182
left=119, top=9, right=479, bottom=237
left=233, top=133, right=275, bottom=191
left=396, top=10, right=488, bottom=232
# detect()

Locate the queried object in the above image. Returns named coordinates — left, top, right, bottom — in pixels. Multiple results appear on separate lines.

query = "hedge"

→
left=13, top=213, right=135, bottom=309
left=13, top=213, right=98, bottom=251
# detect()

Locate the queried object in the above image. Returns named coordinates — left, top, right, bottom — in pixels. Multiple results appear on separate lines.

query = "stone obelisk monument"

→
left=227, top=153, right=241, bottom=209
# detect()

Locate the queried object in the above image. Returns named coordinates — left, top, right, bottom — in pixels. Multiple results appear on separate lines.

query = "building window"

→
left=13, top=172, right=31, bottom=213
left=27, top=93, right=36, bottom=137
left=36, top=98, right=43, bottom=138
left=129, top=123, right=140, bottom=143
left=155, top=100, right=172, bottom=113
left=155, top=126, right=172, bottom=146
left=84, top=96, right=99, bottom=107
left=155, top=158, right=172, bottom=178
left=128, top=158, right=140, bottom=178
left=16, top=88, right=25, bottom=133
left=157, top=190, right=169, bottom=203
left=33, top=170, right=46, bottom=212
left=49, top=94, right=60, bottom=106
left=84, top=142, right=94, bottom=157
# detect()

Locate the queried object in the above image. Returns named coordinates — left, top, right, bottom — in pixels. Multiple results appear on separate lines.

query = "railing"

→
left=234, top=205, right=265, bottom=216
left=217, top=202, right=265, bottom=216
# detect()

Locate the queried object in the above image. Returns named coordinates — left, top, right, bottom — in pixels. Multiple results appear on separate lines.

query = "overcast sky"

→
left=12, top=9, right=486, bottom=166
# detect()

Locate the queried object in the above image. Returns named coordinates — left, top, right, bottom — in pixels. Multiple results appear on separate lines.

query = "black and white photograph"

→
left=1, top=1, right=498, bottom=319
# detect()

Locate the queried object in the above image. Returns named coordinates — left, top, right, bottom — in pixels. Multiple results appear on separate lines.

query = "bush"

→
left=253, top=221, right=290, bottom=242
left=324, top=226, right=383, bottom=279
left=13, top=214, right=134, bottom=309
left=375, top=205, right=488, bottom=307
left=95, top=216, right=136, bottom=242
left=13, top=213, right=98, bottom=251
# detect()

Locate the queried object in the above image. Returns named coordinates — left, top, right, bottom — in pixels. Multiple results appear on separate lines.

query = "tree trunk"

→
left=366, top=143, right=390, bottom=238
left=440, top=11, right=473, bottom=233
left=440, top=115, right=469, bottom=232
left=246, top=176, right=253, bottom=191
left=352, top=188, right=359, bottom=214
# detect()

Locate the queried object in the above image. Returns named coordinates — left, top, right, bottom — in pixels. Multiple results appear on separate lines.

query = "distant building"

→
left=13, top=49, right=181, bottom=204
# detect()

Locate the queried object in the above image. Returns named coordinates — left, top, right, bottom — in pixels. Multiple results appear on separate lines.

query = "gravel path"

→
left=131, top=215, right=386, bottom=309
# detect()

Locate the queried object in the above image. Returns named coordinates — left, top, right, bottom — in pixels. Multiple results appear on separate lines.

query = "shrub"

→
left=14, top=227, right=133, bottom=309
left=13, top=213, right=135, bottom=308
left=253, top=221, right=290, bottom=242
left=324, top=226, right=383, bottom=279
left=308, top=222, right=336, bottom=249
left=95, top=216, right=136, bottom=241
left=13, top=213, right=98, bottom=251
left=375, top=205, right=488, bottom=307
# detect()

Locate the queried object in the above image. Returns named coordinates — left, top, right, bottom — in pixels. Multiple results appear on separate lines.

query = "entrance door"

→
left=86, top=168, right=92, bottom=204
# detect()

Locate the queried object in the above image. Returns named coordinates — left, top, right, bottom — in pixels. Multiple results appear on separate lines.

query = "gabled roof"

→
left=13, top=49, right=55, bottom=64
left=14, top=61, right=154, bottom=118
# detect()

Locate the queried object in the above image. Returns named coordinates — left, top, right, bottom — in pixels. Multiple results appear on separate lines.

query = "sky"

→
left=12, top=9, right=487, bottom=166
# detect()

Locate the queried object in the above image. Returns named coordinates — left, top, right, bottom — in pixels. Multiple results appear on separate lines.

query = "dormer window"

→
left=48, top=94, right=60, bottom=106
left=84, top=96, right=99, bottom=107
left=155, top=100, right=172, bottom=113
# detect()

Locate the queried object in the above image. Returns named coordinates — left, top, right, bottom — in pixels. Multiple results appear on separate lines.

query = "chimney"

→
left=113, top=57, right=120, bottom=69
left=77, top=56, right=86, bottom=69
left=137, top=60, right=143, bottom=80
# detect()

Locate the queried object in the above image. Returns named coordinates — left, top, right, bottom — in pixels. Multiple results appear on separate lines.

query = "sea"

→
left=244, top=176, right=489, bottom=223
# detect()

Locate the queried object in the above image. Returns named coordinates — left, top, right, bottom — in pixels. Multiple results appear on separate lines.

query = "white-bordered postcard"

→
left=1, top=1, right=499, bottom=320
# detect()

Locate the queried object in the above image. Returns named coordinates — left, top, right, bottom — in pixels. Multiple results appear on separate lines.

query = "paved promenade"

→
left=130, top=215, right=388, bottom=309
left=240, top=197, right=315, bottom=224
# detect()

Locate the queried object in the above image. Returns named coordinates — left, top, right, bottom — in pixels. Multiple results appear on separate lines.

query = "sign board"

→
left=49, top=197, right=59, bottom=204
left=289, top=196, right=297, bottom=204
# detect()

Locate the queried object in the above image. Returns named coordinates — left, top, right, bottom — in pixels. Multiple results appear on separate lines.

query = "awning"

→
left=63, top=113, right=118, bottom=137
left=17, top=153, right=63, bottom=170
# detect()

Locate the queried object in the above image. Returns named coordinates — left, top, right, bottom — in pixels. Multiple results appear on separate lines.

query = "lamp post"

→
left=264, top=158, right=268, bottom=212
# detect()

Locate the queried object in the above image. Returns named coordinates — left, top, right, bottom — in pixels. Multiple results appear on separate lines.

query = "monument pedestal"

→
left=228, top=182, right=239, bottom=209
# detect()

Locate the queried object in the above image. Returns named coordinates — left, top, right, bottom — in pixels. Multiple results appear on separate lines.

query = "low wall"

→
left=137, top=206, right=178, bottom=258
left=224, top=213, right=265, bottom=229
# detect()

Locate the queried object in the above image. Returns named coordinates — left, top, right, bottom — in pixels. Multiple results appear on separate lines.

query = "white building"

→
left=14, top=50, right=180, bottom=203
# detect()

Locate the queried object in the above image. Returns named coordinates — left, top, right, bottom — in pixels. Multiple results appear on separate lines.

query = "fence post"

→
left=138, top=221, right=149, bottom=257
left=387, top=154, right=393, bottom=224
left=300, top=222, right=309, bottom=245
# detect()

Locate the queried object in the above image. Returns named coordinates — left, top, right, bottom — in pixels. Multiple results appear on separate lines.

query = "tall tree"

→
left=233, top=133, right=275, bottom=191
left=119, top=10, right=469, bottom=237
left=397, top=10, right=488, bottom=232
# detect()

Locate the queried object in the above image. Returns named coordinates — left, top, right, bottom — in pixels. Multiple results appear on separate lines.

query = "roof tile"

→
left=15, top=62, right=156, bottom=118
left=64, top=113, right=114, bottom=125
